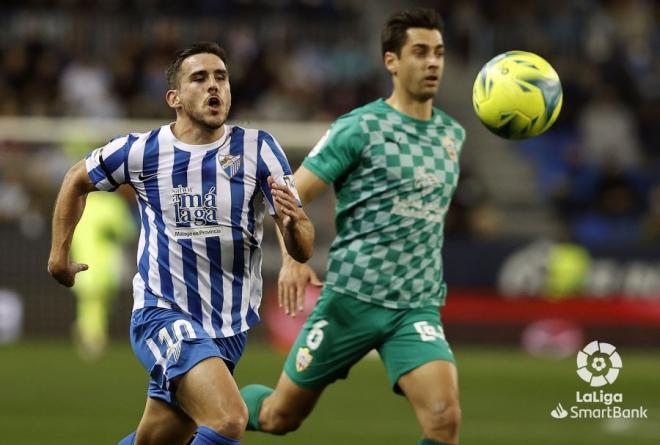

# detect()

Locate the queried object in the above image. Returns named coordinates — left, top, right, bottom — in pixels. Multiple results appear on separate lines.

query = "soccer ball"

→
left=472, top=50, right=563, bottom=139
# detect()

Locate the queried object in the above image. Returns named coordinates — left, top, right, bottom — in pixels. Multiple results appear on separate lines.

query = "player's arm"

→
left=275, top=166, right=327, bottom=316
left=47, top=160, right=97, bottom=287
left=292, top=165, right=328, bottom=206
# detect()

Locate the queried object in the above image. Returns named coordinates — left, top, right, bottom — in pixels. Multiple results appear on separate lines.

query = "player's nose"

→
left=427, top=55, right=440, bottom=68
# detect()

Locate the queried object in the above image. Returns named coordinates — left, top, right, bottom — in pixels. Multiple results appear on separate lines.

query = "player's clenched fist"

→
left=48, top=260, right=89, bottom=287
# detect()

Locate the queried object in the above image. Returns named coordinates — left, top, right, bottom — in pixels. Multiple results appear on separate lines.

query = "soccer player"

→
left=70, top=190, right=136, bottom=360
left=48, top=42, right=314, bottom=445
left=241, top=8, right=465, bottom=445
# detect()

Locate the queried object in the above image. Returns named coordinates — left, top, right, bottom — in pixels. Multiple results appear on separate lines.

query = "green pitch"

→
left=0, top=341, right=657, bottom=444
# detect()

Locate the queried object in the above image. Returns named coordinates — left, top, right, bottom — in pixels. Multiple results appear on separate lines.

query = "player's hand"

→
left=268, top=176, right=300, bottom=230
left=47, top=260, right=89, bottom=288
left=278, top=258, right=322, bottom=317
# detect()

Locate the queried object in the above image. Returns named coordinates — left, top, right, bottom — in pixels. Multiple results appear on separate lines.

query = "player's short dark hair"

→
left=381, top=8, right=445, bottom=56
left=166, top=42, right=228, bottom=89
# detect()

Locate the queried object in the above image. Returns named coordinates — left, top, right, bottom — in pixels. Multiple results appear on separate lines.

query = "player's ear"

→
left=166, top=89, right=181, bottom=109
left=384, top=51, right=398, bottom=76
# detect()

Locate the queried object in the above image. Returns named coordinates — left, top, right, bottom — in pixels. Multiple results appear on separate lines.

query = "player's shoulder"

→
left=102, top=127, right=158, bottom=150
left=432, top=107, right=466, bottom=141
left=327, top=100, right=386, bottom=137
left=335, top=99, right=385, bottom=124
left=228, top=124, right=278, bottom=145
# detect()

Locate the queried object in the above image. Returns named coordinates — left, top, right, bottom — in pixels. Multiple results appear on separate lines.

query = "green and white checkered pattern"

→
left=303, top=99, right=466, bottom=309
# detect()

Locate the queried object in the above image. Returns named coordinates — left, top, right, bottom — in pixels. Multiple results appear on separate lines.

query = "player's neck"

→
left=171, top=118, right=225, bottom=145
left=385, top=93, right=433, bottom=121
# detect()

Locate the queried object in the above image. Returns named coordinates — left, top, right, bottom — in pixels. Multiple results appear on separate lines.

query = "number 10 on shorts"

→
left=414, top=321, right=445, bottom=342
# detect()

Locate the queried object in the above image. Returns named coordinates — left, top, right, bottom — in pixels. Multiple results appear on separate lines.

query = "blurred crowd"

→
left=507, top=0, right=660, bottom=245
left=0, top=0, right=659, bottom=244
left=0, top=0, right=383, bottom=120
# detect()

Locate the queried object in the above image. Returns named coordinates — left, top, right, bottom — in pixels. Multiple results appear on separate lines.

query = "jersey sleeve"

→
left=257, top=131, right=302, bottom=216
left=302, top=113, right=366, bottom=184
left=85, top=135, right=134, bottom=191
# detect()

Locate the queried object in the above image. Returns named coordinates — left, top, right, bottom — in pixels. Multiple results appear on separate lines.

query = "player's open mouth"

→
left=425, top=75, right=438, bottom=83
left=207, top=97, right=221, bottom=110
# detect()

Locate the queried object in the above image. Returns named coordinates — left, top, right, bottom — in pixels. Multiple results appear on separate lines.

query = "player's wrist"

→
left=282, top=251, right=304, bottom=266
left=47, top=254, right=68, bottom=271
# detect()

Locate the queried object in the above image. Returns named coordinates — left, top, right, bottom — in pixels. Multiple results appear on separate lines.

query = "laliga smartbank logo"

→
left=576, top=341, right=622, bottom=387
left=550, top=341, right=648, bottom=420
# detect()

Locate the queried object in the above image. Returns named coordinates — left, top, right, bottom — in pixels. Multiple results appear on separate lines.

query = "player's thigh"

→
left=130, top=307, right=239, bottom=399
left=283, top=291, right=382, bottom=390
left=131, top=306, right=248, bottom=431
left=378, top=306, right=456, bottom=394
left=397, top=359, right=460, bottom=412
left=174, top=356, right=247, bottom=431
left=135, top=397, right=196, bottom=445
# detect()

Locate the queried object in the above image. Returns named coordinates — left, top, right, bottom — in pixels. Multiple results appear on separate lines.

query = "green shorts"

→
left=283, top=289, right=455, bottom=394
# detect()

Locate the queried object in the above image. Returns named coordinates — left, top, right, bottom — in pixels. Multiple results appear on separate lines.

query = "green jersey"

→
left=303, top=99, right=466, bottom=309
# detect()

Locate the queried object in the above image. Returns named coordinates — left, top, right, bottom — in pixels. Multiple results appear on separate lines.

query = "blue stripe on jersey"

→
left=103, top=144, right=129, bottom=174
left=137, top=196, right=151, bottom=295
left=172, top=147, right=202, bottom=322
left=143, top=128, right=174, bottom=305
left=256, top=132, right=275, bottom=210
left=229, top=127, right=246, bottom=333
left=88, top=164, right=109, bottom=187
left=202, top=148, right=224, bottom=335
left=261, top=131, right=293, bottom=174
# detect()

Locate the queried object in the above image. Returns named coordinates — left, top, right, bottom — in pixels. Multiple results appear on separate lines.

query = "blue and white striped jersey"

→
left=85, top=123, right=298, bottom=338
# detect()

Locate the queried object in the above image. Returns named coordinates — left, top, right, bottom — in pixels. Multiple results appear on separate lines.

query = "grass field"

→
left=0, top=341, right=658, bottom=445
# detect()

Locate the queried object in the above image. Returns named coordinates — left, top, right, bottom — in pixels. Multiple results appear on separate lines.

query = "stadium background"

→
left=0, top=0, right=658, bottom=444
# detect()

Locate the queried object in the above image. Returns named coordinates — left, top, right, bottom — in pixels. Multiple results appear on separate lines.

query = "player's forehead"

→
left=180, top=53, right=227, bottom=76
left=402, top=28, right=444, bottom=51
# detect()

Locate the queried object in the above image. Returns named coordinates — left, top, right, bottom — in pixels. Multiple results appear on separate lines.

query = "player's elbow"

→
left=63, top=160, right=95, bottom=196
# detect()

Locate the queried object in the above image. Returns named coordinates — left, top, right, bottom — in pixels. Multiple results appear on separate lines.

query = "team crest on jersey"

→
left=442, top=136, right=457, bottom=161
left=296, top=346, right=313, bottom=372
left=218, top=154, right=242, bottom=178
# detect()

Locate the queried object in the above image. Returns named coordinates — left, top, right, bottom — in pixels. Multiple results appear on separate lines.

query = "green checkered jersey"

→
left=303, top=99, right=466, bottom=309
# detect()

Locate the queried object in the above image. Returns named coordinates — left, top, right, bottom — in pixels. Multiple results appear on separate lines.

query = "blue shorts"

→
left=130, top=306, right=247, bottom=406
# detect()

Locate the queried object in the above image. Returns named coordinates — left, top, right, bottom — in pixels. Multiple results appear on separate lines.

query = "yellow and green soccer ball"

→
left=472, top=50, right=563, bottom=139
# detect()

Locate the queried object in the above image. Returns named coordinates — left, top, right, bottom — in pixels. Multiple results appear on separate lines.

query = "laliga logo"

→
left=576, top=341, right=622, bottom=387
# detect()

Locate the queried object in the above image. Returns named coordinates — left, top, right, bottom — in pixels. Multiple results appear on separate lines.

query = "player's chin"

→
left=202, top=114, right=226, bottom=129
left=415, top=89, right=437, bottom=102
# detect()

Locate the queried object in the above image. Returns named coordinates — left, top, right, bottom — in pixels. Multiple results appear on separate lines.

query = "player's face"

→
left=173, top=53, right=232, bottom=129
left=389, top=28, right=444, bottom=101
